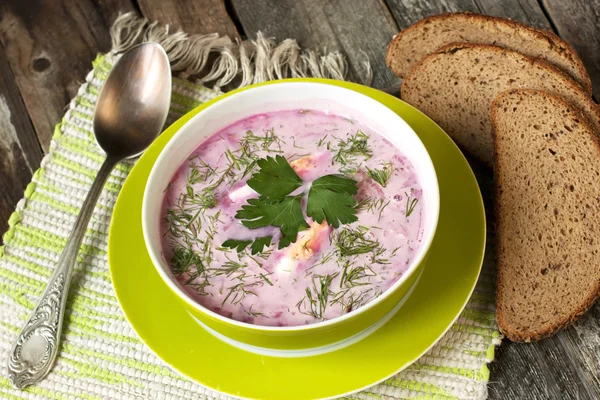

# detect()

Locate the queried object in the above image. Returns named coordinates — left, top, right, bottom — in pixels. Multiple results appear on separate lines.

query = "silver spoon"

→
left=7, top=43, right=172, bottom=389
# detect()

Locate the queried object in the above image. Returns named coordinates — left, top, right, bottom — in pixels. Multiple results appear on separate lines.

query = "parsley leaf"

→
left=306, top=174, right=358, bottom=228
left=251, top=236, right=273, bottom=254
left=228, top=155, right=361, bottom=250
left=236, top=195, right=309, bottom=248
left=221, top=239, right=252, bottom=253
left=222, top=236, right=273, bottom=255
left=246, top=155, right=303, bottom=201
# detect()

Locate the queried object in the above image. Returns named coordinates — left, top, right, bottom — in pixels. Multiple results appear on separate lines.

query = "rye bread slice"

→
left=492, top=89, right=600, bottom=342
left=401, top=43, right=600, bottom=166
left=386, top=12, right=592, bottom=94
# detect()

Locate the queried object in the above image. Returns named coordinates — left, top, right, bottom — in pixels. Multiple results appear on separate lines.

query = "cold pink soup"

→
left=160, top=109, right=424, bottom=326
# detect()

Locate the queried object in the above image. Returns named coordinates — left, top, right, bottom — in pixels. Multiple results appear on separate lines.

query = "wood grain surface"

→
left=0, top=43, right=42, bottom=245
left=231, top=0, right=399, bottom=88
left=0, top=0, right=599, bottom=398
left=0, top=0, right=134, bottom=151
left=541, top=0, right=600, bottom=100
left=384, top=0, right=552, bottom=29
left=489, top=315, right=600, bottom=400
left=137, top=0, right=239, bottom=38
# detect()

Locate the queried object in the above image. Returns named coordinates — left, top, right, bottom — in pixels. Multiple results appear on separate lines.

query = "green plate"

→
left=108, top=79, right=485, bottom=400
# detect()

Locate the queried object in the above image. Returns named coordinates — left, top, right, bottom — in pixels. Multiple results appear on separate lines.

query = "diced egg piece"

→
left=290, top=155, right=318, bottom=179
left=228, top=184, right=256, bottom=203
left=290, top=155, right=316, bottom=171
left=274, top=221, right=331, bottom=274
left=287, top=221, right=330, bottom=261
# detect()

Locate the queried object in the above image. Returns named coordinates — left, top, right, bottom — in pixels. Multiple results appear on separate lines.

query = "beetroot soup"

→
left=160, top=109, right=424, bottom=326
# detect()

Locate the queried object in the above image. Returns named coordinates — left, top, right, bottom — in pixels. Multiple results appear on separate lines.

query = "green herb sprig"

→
left=221, top=236, right=273, bottom=255
left=332, top=131, right=373, bottom=174
left=225, top=155, right=358, bottom=250
left=405, top=190, right=419, bottom=217
left=296, top=273, right=337, bottom=319
left=366, top=162, right=394, bottom=187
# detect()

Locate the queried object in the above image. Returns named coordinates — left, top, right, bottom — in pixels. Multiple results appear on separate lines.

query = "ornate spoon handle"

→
left=8, top=156, right=119, bottom=389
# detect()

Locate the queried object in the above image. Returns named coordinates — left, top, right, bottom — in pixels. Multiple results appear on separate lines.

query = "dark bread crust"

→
left=386, top=12, right=592, bottom=94
left=401, top=42, right=600, bottom=165
left=491, top=89, right=600, bottom=342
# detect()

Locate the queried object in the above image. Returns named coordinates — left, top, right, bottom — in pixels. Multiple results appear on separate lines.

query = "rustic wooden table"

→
left=0, top=1, right=598, bottom=398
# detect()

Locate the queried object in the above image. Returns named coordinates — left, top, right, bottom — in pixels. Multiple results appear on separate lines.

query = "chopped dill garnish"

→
left=222, top=280, right=260, bottom=307
left=246, top=255, right=264, bottom=269
left=332, top=131, right=372, bottom=174
left=170, top=246, right=204, bottom=275
left=225, top=148, right=253, bottom=171
left=334, top=226, right=379, bottom=257
left=305, top=252, right=335, bottom=276
left=165, top=208, right=199, bottom=240
left=331, top=286, right=382, bottom=314
left=366, top=162, right=394, bottom=187
left=261, top=128, right=282, bottom=151
left=187, top=156, right=217, bottom=184
left=224, top=128, right=285, bottom=188
left=334, top=226, right=389, bottom=265
left=405, top=189, right=419, bottom=217
left=339, top=262, right=377, bottom=288
left=259, top=273, right=274, bottom=286
left=240, top=159, right=258, bottom=180
left=183, top=272, right=210, bottom=295
left=287, top=152, right=311, bottom=161
left=370, top=246, right=391, bottom=265
left=212, top=259, right=246, bottom=277
left=244, top=305, right=267, bottom=318
left=296, top=274, right=337, bottom=319
left=185, top=185, right=218, bottom=209
left=205, top=211, right=221, bottom=241
left=168, top=179, right=218, bottom=244
left=355, top=197, right=390, bottom=221
left=317, top=135, right=329, bottom=147
left=292, top=137, right=305, bottom=149
left=239, top=128, right=283, bottom=153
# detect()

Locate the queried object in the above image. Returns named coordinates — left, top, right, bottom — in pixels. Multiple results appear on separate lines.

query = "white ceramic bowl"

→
left=142, top=81, right=439, bottom=352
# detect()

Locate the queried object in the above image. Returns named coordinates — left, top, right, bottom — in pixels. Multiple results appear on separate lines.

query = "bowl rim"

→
left=142, top=80, right=440, bottom=332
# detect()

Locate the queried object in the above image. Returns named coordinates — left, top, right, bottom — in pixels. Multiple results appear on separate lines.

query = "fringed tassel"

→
left=109, top=13, right=372, bottom=90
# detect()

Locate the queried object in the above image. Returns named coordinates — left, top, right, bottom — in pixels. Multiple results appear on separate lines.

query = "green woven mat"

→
left=0, top=15, right=501, bottom=400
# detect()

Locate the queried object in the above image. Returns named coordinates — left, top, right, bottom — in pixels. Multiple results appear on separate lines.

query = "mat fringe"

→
left=110, top=12, right=371, bottom=90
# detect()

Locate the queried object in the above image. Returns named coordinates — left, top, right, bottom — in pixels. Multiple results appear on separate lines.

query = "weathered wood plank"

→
left=136, top=0, right=239, bottom=39
left=0, top=0, right=137, bottom=152
left=489, top=317, right=600, bottom=400
left=95, top=0, right=139, bottom=25
left=0, top=43, right=43, bottom=244
left=384, top=0, right=552, bottom=29
left=230, top=0, right=399, bottom=88
left=541, top=0, right=600, bottom=99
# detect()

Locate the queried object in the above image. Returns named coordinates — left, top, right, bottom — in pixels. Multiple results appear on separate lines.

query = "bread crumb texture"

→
left=401, top=44, right=600, bottom=166
left=386, top=12, right=591, bottom=93
left=493, top=89, right=600, bottom=342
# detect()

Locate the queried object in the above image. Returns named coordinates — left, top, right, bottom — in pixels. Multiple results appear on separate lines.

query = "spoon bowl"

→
left=95, top=43, right=172, bottom=159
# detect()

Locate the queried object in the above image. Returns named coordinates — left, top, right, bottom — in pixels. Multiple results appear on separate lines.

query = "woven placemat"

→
left=0, top=14, right=501, bottom=400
